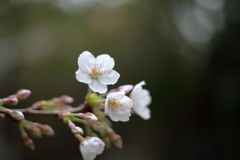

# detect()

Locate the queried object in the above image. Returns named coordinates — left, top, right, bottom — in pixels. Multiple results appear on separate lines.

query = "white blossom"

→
left=76, top=51, right=120, bottom=94
left=80, top=137, right=105, bottom=160
left=105, top=91, right=133, bottom=122
left=131, top=81, right=151, bottom=120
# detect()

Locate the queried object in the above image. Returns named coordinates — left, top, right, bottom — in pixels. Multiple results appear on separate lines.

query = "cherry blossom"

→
left=130, top=81, right=151, bottom=120
left=80, top=137, right=105, bottom=160
left=105, top=92, right=133, bottom=122
left=76, top=51, right=120, bottom=94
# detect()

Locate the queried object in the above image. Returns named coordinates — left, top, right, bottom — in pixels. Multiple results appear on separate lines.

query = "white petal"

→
left=132, top=89, right=151, bottom=107
left=89, top=80, right=107, bottom=94
left=134, top=106, right=151, bottom=120
left=108, top=108, right=119, bottom=121
left=121, top=96, right=133, bottom=109
left=75, top=69, right=92, bottom=84
left=141, top=89, right=152, bottom=106
left=78, top=51, right=95, bottom=73
left=107, top=91, right=125, bottom=99
left=132, top=81, right=146, bottom=94
left=80, top=137, right=105, bottom=160
left=119, top=113, right=131, bottom=122
left=96, top=54, right=115, bottom=70
left=82, top=152, right=96, bottom=160
left=98, top=70, right=120, bottom=85
left=80, top=146, right=96, bottom=160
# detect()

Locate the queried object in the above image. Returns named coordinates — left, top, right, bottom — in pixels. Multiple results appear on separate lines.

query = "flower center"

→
left=108, top=98, right=122, bottom=112
left=91, top=65, right=103, bottom=79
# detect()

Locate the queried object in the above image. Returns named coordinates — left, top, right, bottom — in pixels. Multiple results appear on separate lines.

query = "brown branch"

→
left=15, top=104, right=85, bottom=116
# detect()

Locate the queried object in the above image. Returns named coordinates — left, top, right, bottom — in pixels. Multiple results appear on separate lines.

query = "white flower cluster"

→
left=75, top=51, right=152, bottom=160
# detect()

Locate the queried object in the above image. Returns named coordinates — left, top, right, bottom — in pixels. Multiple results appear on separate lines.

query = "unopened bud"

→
left=86, top=93, right=103, bottom=108
left=16, top=89, right=31, bottom=100
left=102, top=136, right=111, bottom=148
left=3, top=96, right=18, bottom=106
left=92, top=109, right=106, bottom=119
left=91, top=122, right=105, bottom=132
left=59, top=112, right=70, bottom=119
left=23, top=135, right=35, bottom=150
left=10, top=110, right=24, bottom=120
left=103, top=118, right=112, bottom=128
left=72, top=126, right=84, bottom=135
left=111, top=85, right=133, bottom=94
left=0, top=113, right=5, bottom=119
left=31, top=100, right=46, bottom=110
left=112, top=134, right=122, bottom=149
left=56, top=95, right=74, bottom=104
left=25, top=125, right=42, bottom=138
left=84, top=113, right=98, bottom=123
left=38, top=124, right=55, bottom=136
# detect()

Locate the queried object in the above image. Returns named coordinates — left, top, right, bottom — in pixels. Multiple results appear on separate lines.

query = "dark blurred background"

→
left=0, top=0, right=240, bottom=159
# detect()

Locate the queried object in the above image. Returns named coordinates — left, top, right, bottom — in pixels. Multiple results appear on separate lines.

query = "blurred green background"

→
left=0, top=0, right=240, bottom=159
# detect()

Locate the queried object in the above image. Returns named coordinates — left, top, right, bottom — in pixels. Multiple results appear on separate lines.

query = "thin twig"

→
left=14, top=105, right=84, bottom=116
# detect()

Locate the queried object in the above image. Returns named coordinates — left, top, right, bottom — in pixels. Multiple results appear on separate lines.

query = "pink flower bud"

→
left=112, top=134, right=122, bottom=149
left=102, top=136, right=111, bottom=148
left=72, top=127, right=84, bottom=135
left=23, top=135, right=35, bottom=150
left=38, top=124, right=55, bottom=136
left=25, top=125, right=42, bottom=138
left=31, top=100, right=47, bottom=110
left=111, top=85, right=133, bottom=94
left=56, top=95, right=74, bottom=104
left=84, top=113, right=98, bottom=123
left=91, top=122, right=105, bottom=132
left=16, top=89, right=31, bottom=100
left=107, top=129, right=123, bottom=148
left=10, top=110, right=24, bottom=120
left=3, top=96, right=18, bottom=105
left=0, top=113, right=5, bottom=119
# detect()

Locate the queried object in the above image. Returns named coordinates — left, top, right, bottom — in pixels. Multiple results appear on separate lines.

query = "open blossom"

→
left=76, top=51, right=120, bottom=94
left=105, top=92, right=133, bottom=122
left=130, top=81, right=151, bottom=120
left=80, top=137, right=105, bottom=160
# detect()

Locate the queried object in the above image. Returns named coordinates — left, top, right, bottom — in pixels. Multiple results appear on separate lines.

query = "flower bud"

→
left=112, top=134, right=122, bottom=149
left=72, top=126, right=84, bottom=135
left=56, top=95, right=74, bottom=104
left=23, top=135, right=35, bottom=150
left=102, top=136, right=111, bottom=148
left=86, top=93, right=103, bottom=108
left=31, top=100, right=47, bottom=110
left=38, top=124, right=55, bottom=136
left=0, top=113, right=5, bottom=119
left=111, top=85, right=133, bottom=94
left=3, top=96, right=18, bottom=106
left=10, top=110, right=24, bottom=120
left=84, top=113, right=98, bottom=123
left=16, top=89, right=31, bottom=100
left=91, top=122, right=105, bottom=132
left=25, top=125, right=42, bottom=138
left=107, top=129, right=123, bottom=148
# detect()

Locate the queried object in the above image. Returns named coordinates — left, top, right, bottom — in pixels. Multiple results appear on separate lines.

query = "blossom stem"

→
left=71, top=117, right=87, bottom=124
left=100, top=120, right=111, bottom=132
left=9, top=105, right=84, bottom=116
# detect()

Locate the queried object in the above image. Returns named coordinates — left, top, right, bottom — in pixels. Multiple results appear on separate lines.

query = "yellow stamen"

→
left=91, top=66, right=103, bottom=79
left=108, top=98, right=122, bottom=112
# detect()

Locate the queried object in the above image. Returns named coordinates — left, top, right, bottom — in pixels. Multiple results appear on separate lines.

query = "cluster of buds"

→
left=0, top=51, right=152, bottom=160
left=0, top=89, right=31, bottom=106
left=19, top=121, right=55, bottom=150
left=31, top=95, right=74, bottom=110
left=0, top=89, right=54, bottom=150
